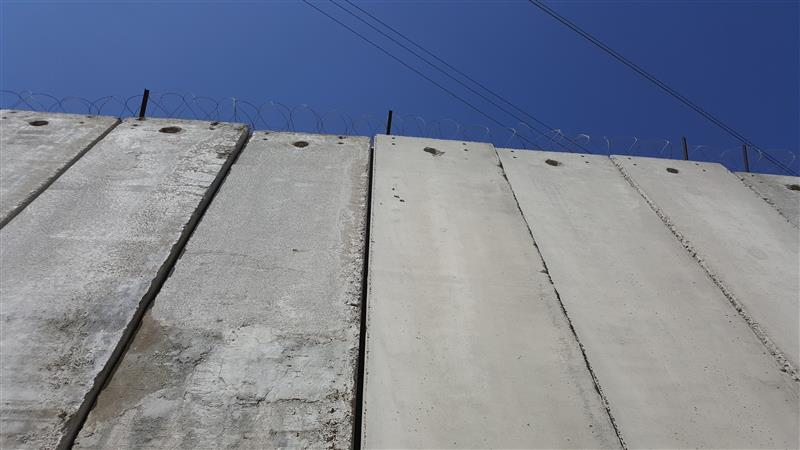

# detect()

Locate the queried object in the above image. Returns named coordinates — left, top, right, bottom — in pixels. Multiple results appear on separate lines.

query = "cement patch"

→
left=74, top=132, right=369, bottom=449
left=361, top=136, right=619, bottom=448
left=0, top=118, right=247, bottom=449
left=499, top=149, right=799, bottom=448
left=613, top=156, right=800, bottom=374
left=0, top=110, right=119, bottom=227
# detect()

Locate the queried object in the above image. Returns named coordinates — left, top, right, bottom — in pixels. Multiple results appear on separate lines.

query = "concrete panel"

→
left=0, top=118, right=247, bottom=449
left=612, top=156, right=800, bottom=374
left=498, top=150, right=799, bottom=448
left=0, top=110, right=119, bottom=227
left=74, top=132, right=369, bottom=449
left=737, top=172, right=800, bottom=228
left=361, top=136, right=619, bottom=448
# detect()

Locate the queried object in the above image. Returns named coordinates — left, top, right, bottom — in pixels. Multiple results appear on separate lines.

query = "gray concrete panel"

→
left=361, top=136, right=619, bottom=449
left=0, top=110, right=119, bottom=227
left=0, top=118, right=247, bottom=449
left=612, top=156, right=800, bottom=374
left=74, top=132, right=369, bottom=449
left=499, top=150, right=799, bottom=448
left=737, top=172, right=800, bottom=228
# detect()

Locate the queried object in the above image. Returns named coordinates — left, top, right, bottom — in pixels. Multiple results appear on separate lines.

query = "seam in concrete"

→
left=736, top=175, right=798, bottom=229
left=351, top=137, right=374, bottom=450
left=57, top=126, right=253, bottom=450
left=495, top=151, right=628, bottom=450
left=0, top=117, right=121, bottom=230
left=611, top=158, right=799, bottom=382
left=358, top=137, right=378, bottom=448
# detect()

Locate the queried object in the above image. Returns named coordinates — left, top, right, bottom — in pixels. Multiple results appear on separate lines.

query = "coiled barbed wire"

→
left=1, top=89, right=796, bottom=175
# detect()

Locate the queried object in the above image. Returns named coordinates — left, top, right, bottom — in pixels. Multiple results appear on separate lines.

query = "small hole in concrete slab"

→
left=9, top=111, right=17, bottom=114
left=29, top=120, right=48, bottom=126
left=787, top=184, right=800, bottom=191
left=666, top=167, right=679, bottom=174
left=132, top=123, right=139, bottom=127
left=338, top=136, right=345, bottom=139
left=86, top=115, right=93, bottom=118
left=293, top=141, right=309, bottom=148
left=159, top=126, right=182, bottom=133
left=338, top=142, right=344, bottom=145
left=545, top=159, right=561, bottom=166
left=262, top=138, right=269, bottom=141
left=210, top=121, right=219, bottom=126
left=424, top=147, right=444, bottom=156
left=463, top=148, right=468, bottom=151
left=79, top=121, right=84, bottom=124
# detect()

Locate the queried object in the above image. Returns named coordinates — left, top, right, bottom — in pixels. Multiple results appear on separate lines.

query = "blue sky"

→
left=1, top=0, right=798, bottom=174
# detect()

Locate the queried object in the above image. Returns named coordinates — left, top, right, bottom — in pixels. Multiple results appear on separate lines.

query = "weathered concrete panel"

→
left=361, top=136, right=619, bottom=448
left=612, top=156, right=800, bottom=373
left=498, top=150, right=799, bottom=448
left=0, top=110, right=119, bottom=227
left=737, top=172, right=800, bottom=228
left=74, top=132, right=369, bottom=449
left=0, top=118, right=247, bottom=449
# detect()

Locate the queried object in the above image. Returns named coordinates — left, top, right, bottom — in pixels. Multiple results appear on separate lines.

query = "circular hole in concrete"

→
left=29, top=120, right=48, bottom=126
left=338, top=142, right=344, bottom=145
left=666, top=167, right=679, bottom=174
left=159, top=126, right=182, bottom=134
left=338, top=136, right=345, bottom=139
left=210, top=121, right=219, bottom=126
left=787, top=184, right=800, bottom=191
left=545, top=159, right=561, bottom=167
left=293, top=141, right=309, bottom=148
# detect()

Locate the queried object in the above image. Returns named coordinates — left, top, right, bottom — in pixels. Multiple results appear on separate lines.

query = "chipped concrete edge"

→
left=494, top=149, right=627, bottom=450
left=610, top=156, right=799, bottom=382
left=0, top=117, right=122, bottom=230
left=55, top=125, right=252, bottom=450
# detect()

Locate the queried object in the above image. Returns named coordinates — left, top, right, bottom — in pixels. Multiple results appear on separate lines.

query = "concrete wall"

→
left=0, top=110, right=118, bottom=227
left=361, top=136, right=619, bottom=448
left=74, top=132, right=369, bottom=449
left=0, top=116, right=247, bottom=448
left=498, top=149, right=798, bottom=448
left=613, top=156, right=799, bottom=373
left=1, top=110, right=797, bottom=449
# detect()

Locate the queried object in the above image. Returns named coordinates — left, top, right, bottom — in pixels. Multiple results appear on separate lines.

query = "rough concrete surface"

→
left=74, top=132, right=370, bottom=449
left=737, top=172, right=800, bottom=228
left=0, top=118, right=247, bottom=449
left=361, top=136, right=619, bottom=449
left=0, top=109, right=119, bottom=227
left=613, top=156, right=800, bottom=374
left=498, top=150, right=799, bottom=448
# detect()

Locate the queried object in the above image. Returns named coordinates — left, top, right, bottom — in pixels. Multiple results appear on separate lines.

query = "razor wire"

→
left=1, top=89, right=797, bottom=175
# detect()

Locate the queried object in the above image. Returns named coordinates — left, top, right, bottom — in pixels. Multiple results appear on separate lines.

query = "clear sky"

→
left=1, top=0, right=798, bottom=174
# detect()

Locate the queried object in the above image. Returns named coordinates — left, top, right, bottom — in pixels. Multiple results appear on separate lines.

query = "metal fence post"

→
left=742, top=144, right=750, bottom=173
left=138, top=89, right=150, bottom=119
left=681, top=136, right=689, bottom=161
left=385, top=110, right=393, bottom=135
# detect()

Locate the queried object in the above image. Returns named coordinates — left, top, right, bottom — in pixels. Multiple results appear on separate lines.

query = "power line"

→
left=337, top=0, right=590, bottom=154
left=302, top=0, right=551, bottom=151
left=527, top=0, right=797, bottom=176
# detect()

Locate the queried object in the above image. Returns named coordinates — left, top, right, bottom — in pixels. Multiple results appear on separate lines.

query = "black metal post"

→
left=742, top=144, right=750, bottom=173
left=385, top=110, right=393, bottom=135
left=681, top=136, right=689, bottom=161
left=138, top=89, right=150, bottom=119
